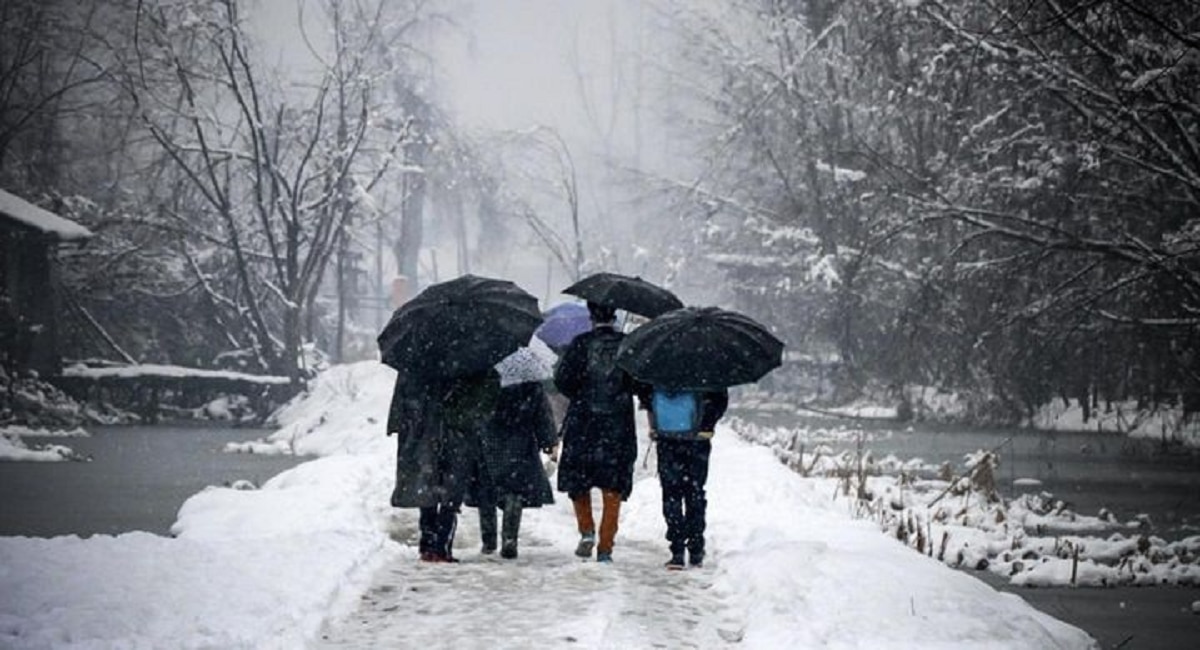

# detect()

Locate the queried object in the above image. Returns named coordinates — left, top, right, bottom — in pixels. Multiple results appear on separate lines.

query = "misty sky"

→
left=246, top=0, right=681, bottom=301
left=251, top=0, right=642, bottom=142
left=439, top=0, right=592, bottom=131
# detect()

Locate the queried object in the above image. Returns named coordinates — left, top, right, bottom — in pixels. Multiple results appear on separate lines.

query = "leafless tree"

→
left=109, top=0, right=424, bottom=383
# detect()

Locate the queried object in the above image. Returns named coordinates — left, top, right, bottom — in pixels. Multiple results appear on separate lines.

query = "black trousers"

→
left=418, top=503, right=459, bottom=557
left=655, top=438, right=712, bottom=554
left=478, top=493, right=524, bottom=549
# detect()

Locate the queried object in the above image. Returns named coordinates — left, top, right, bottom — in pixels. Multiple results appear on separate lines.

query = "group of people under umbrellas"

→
left=378, top=272, right=784, bottom=569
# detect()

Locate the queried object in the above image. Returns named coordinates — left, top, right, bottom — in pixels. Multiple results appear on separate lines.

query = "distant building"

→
left=0, top=189, right=92, bottom=375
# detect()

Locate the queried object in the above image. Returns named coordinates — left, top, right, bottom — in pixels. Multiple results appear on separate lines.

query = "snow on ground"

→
left=823, top=401, right=898, bottom=419
left=0, top=426, right=90, bottom=462
left=1029, top=399, right=1200, bottom=448
left=0, top=425, right=89, bottom=438
left=0, top=433, right=85, bottom=462
left=0, top=361, right=1096, bottom=649
left=738, top=420, right=1200, bottom=589
left=225, top=362, right=393, bottom=456
left=739, top=385, right=1200, bottom=450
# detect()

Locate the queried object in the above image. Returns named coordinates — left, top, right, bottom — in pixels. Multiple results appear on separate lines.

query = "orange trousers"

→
left=572, top=489, right=621, bottom=554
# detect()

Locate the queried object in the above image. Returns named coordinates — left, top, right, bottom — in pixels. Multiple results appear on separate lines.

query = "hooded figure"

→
left=553, top=302, right=642, bottom=563
left=388, top=368, right=501, bottom=562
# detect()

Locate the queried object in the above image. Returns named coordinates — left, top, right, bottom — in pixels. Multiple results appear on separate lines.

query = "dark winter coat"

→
left=466, top=381, right=557, bottom=508
left=553, top=326, right=640, bottom=499
left=387, top=369, right=501, bottom=508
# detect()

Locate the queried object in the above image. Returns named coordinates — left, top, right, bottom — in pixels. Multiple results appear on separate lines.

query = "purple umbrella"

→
left=534, top=302, right=591, bottom=350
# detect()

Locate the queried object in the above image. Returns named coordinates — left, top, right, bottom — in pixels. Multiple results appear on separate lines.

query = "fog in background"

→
left=432, top=0, right=707, bottom=305
left=250, top=0, right=711, bottom=307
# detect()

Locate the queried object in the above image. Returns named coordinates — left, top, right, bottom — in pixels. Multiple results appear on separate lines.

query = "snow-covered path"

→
left=316, top=447, right=748, bottom=649
left=313, top=388, right=1094, bottom=649
left=317, top=522, right=744, bottom=649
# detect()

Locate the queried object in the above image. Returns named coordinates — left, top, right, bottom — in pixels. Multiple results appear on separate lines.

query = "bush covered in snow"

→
left=0, top=366, right=132, bottom=427
left=734, top=417, right=1200, bottom=588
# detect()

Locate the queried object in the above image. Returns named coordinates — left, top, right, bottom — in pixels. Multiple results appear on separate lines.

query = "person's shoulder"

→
left=567, top=330, right=598, bottom=348
left=594, top=327, right=623, bottom=343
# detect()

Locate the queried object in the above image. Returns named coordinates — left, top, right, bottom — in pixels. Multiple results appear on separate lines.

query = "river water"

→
left=0, top=422, right=305, bottom=537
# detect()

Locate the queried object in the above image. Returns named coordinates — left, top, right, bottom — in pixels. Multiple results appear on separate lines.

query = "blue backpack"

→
left=652, top=389, right=700, bottom=438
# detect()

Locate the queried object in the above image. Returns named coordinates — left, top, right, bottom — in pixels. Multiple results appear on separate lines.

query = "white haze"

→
left=247, top=0, right=712, bottom=308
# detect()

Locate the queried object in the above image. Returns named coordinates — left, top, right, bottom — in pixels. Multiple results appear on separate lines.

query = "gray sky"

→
left=249, top=1, right=627, bottom=129
left=437, top=0, right=585, bottom=131
left=247, top=0, right=680, bottom=298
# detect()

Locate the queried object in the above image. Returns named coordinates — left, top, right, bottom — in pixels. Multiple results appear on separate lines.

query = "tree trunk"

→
left=393, top=119, right=428, bottom=291
left=283, top=304, right=302, bottom=387
left=335, top=227, right=348, bottom=363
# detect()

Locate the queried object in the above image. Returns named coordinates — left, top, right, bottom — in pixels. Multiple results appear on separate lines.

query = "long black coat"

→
left=466, top=381, right=557, bottom=508
left=553, top=326, right=639, bottom=499
left=387, top=370, right=500, bottom=508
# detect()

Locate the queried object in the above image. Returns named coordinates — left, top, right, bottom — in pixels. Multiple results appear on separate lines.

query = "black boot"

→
left=436, top=503, right=460, bottom=562
left=666, top=541, right=686, bottom=570
left=479, top=505, right=498, bottom=554
left=687, top=538, right=705, bottom=567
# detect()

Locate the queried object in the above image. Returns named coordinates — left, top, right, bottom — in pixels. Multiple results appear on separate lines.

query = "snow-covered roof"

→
left=0, top=188, right=92, bottom=241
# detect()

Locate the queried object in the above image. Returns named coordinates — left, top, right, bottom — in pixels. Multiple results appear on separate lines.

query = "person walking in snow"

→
left=553, top=302, right=644, bottom=563
left=468, top=379, right=558, bottom=559
left=388, top=368, right=501, bottom=563
left=646, top=386, right=729, bottom=569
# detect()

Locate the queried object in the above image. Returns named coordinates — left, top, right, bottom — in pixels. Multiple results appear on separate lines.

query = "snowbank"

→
left=619, top=438, right=1091, bottom=648
left=737, top=418, right=1200, bottom=589
left=0, top=433, right=86, bottom=462
left=0, top=425, right=89, bottom=438
left=224, top=362, right=394, bottom=456
left=0, top=362, right=400, bottom=650
left=1029, top=398, right=1200, bottom=448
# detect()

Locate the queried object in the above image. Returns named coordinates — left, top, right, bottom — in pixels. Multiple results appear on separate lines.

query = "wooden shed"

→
left=0, top=188, right=92, bottom=376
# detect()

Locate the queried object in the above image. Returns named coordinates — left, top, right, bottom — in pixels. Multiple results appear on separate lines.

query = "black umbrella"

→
left=377, top=274, right=542, bottom=379
left=615, top=306, right=784, bottom=390
left=562, top=272, right=683, bottom=318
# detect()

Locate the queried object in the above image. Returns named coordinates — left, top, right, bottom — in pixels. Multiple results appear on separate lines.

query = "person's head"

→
left=587, top=301, right=616, bottom=326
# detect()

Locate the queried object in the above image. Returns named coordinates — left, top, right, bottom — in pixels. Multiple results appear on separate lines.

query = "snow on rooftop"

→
left=0, top=188, right=92, bottom=241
